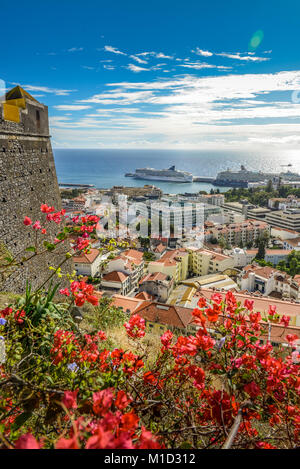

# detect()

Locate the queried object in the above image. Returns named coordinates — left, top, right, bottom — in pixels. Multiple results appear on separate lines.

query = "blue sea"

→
left=53, top=148, right=300, bottom=195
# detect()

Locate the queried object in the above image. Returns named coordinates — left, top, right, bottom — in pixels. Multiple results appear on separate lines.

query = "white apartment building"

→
left=266, top=209, right=300, bottom=232
left=73, top=248, right=102, bottom=277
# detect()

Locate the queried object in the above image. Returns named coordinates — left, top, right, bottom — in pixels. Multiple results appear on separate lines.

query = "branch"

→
left=222, top=401, right=251, bottom=450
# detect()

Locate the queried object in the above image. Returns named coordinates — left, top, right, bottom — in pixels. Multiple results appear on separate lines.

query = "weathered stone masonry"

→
left=0, top=86, right=70, bottom=292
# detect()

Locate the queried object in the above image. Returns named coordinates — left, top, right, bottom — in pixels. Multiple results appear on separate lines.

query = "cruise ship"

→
left=126, top=166, right=194, bottom=183
left=214, top=165, right=300, bottom=187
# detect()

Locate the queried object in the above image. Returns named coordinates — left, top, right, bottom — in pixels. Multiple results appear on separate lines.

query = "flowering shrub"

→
left=0, top=204, right=299, bottom=449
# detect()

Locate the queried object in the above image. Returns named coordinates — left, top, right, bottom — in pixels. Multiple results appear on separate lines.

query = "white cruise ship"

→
left=130, top=166, right=193, bottom=183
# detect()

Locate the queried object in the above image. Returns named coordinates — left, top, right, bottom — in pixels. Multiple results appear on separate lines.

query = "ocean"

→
left=53, top=148, right=300, bottom=195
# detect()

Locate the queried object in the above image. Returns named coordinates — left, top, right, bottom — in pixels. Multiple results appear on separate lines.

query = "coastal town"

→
left=61, top=180, right=300, bottom=347
left=1, top=0, right=300, bottom=451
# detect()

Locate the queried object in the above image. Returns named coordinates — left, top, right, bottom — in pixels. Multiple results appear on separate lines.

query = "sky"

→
left=2, top=0, right=300, bottom=149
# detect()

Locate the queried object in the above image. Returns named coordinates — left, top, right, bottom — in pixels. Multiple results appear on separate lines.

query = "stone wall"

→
left=0, top=92, right=71, bottom=293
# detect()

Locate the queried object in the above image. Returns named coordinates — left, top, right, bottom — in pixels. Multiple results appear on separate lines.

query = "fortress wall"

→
left=0, top=90, right=71, bottom=293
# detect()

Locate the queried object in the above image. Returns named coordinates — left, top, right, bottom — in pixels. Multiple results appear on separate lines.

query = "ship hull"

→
left=134, top=174, right=193, bottom=183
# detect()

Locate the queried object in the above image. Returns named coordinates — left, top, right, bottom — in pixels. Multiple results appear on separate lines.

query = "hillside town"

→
left=61, top=183, right=300, bottom=347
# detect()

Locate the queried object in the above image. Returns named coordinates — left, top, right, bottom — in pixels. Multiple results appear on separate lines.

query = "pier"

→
left=59, top=183, right=95, bottom=188
left=193, top=176, right=215, bottom=183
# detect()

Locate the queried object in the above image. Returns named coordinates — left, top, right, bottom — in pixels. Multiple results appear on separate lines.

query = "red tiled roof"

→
left=140, top=272, right=169, bottom=283
left=154, top=243, right=166, bottom=253
left=135, top=301, right=195, bottom=329
left=102, top=271, right=128, bottom=283
left=112, top=295, right=145, bottom=313
left=135, top=291, right=154, bottom=301
left=73, top=248, right=100, bottom=264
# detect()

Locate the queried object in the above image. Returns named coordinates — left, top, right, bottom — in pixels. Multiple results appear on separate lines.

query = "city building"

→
left=238, top=265, right=293, bottom=298
left=139, top=272, right=174, bottom=302
left=206, top=220, right=270, bottom=247
left=101, top=271, right=131, bottom=295
left=73, top=248, right=102, bottom=277
left=105, top=249, right=145, bottom=288
left=265, top=209, right=300, bottom=232
left=188, top=248, right=235, bottom=276
left=230, top=247, right=291, bottom=267
left=147, top=249, right=189, bottom=284
left=134, top=301, right=197, bottom=333
left=283, top=237, right=300, bottom=251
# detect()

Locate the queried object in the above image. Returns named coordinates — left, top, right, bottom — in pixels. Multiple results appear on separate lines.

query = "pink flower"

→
left=211, top=292, right=222, bottom=304
left=32, top=220, right=41, bottom=230
left=15, top=433, right=41, bottom=449
left=62, top=390, right=78, bottom=409
left=280, top=315, right=290, bottom=328
left=59, top=288, right=70, bottom=297
left=41, top=203, right=55, bottom=213
left=286, top=334, right=299, bottom=345
left=23, top=216, right=32, bottom=226
left=124, top=314, right=146, bottom=339
left=244, top=299, right=254, bottom=311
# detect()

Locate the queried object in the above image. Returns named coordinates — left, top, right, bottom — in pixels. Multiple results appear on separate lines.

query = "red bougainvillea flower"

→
left=14, top=310, right=26, bottom=325
left=137, top=426, right=162, bottom=449
left=40, top=203, right=55, bottom=213
left=121, top=410, right=139, bottom=432
left=23, top=216, right=32, bottom=226
left=268, top=305, right=277, bottom=317
left=59, top=288, right=70, bottom=297
left=92, top=388, right=114, bottom=416
left=280, top=315, right=291, bottom=327
left=197, top=297, right=207, bottom=308
left=244, top=299, right=254, bottom=311
left=14, top=433, right=41, bottom=449
left=160, top=330, right=173, bottom=350
left=115, top=390, right=132, bottom=411
left=62, top=390, right=78, bottom=410
left=143, top=371, right=158, bottom=385
left=286, top=334, right=299, bottom=345
left=124, top=314, right=145, bottom=339
left=206, top=304, right=221, bottom=323
left=32, top=220, right=42, bottom=230
left=211, top=292, right=222, bottom=304
left=244, top=381, right=261, bottom=399
left=0, top=307, right=13, bottom=318
left=41, top=228, right=47, bottom=234
left=56, top=435, right=79, bottom=449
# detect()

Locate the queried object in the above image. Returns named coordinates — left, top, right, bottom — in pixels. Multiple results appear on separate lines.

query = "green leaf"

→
left=25, top=246, right=36, bottom=253
left=11, top=412, right=32, bottom=431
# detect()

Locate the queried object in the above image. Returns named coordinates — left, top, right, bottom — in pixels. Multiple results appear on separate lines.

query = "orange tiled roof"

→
left=135, top=301, right=195, bottom=329
left=112, top=295, right=145, bottom=313
left=102, top=271, right=128, bottom=283
left=73, top=248, right=100, bottom=264
left=140, top=272, right=169, bottom=283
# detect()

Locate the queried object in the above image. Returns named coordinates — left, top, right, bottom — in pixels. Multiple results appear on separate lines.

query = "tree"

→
left=256, top=240, right=266, bottom=260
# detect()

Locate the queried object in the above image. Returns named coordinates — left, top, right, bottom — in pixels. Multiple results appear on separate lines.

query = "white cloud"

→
left=155, top=52, right=174, bottom=59
left=53, top=70, right=300, bottom=149
left=216, top=52, right=270, bottom=62
left=104, top=45, right=126, bottom=55
left=126, top=64, right=150, bottom=73
left=191, top=48, right=213, bottom=57
left=130, top=55, right=148, bottom=64
left=54, top=105, right=91, bottom=111
left=67, top=47, right=84, bottom=52
left=178, top=62, right=231, bottom=70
